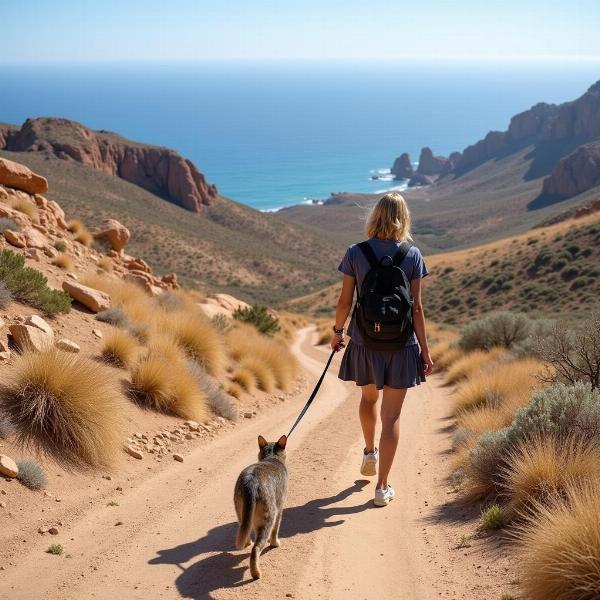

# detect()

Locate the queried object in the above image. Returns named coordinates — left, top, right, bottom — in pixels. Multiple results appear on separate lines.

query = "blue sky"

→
left=2, top=0, right=600, bottom=63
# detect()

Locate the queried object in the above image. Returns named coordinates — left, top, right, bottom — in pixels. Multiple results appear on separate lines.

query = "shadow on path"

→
left=148, top=480, right=372, bottom=599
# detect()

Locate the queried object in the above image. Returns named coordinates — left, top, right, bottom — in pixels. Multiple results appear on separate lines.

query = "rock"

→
left=56, top=338, right=80, bottom=353
left=92, top=329, right=103, bottom=339
left=62, top=280, right=111, bottom=313
left=0, top=501, right=5, bottom=508
left=48, top=526, right=59, bottom=535
left=0, top=157, right=48, bottom=195
left=243, top=412, right=253, bottom=419
left=0, top=338, right=10, bottom=361
left=173, top=454, right=184, bottom=463
left=390, top=153, right=414, bottom=179
left=42, top=246, right=58, bottom=258
left=38, top=526, right=49, bottom=534
left=21, top=226, right=48, bottom=249
left=25, top=314, right=54, bottom=337
left=3, top=229, right=25, bottom=248
left=199, top=293, right=250, bottom=319
left=24, top=247, right=42, bottom=261
left=0, top=455, right=18, bottom=478
left=124, top=445, right=143, bottom=460
left=408, top=172, right=434, bottom=187
left=9, top=323, right=53, bottom=352
left=92, top=219, right=130, bottom=253
left=184, top=420, right=200, bottom=431
left=416, top=147, right=449, bottom=175
left=4, top=118, right=218, bottom=212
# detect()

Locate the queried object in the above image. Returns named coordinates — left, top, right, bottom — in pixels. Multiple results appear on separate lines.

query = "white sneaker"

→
left=360, top=448, right=378, bottom=477
left=374, top=484, right=395, bottom=507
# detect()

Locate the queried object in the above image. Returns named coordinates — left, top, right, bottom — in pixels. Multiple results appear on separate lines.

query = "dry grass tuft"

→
left=100, top=329, right=139, bottom=369
left=7, top=196, right=39, bottom=222
left=51, top=254, right=74, bottom=271
left=227, top=383, right=243, bottom=399
left=129, top=356, right=206, bottom=420
left=502, top=436, right=600, bottom=520
left=451, top=358, right=544, bottom=416
left=431, top=337, right=464, bottom=372
left=145, top=333, right=187, bottom=363
left=74, top=228, right=93, bottom=247
left=0, top=349, right=125, bottom=469
left=445, top=348, right=506, bottom=386
left=240, top=357, right=276, bottom=393
left=67, top=219, right=84, bottom=233
left=231, top=367, right=257, bottom=393
left=515, top=482, right=600, bottom=600
left=96, top=256, right=113, bottom=272
left=458, top=405, right=508, bottom=439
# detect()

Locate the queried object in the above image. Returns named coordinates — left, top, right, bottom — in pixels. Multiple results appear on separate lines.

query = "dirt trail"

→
left=2, top=327, right=513, bottom=600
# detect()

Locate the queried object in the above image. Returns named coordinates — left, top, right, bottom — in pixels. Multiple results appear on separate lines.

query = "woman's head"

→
left=366, top=192, right=412, bottom=241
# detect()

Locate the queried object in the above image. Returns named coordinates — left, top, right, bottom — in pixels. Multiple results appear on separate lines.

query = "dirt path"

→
left=2, top=327, right=514, bottom=600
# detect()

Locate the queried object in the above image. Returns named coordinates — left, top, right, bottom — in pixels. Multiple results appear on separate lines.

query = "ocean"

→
left=2, top=61, right=599, bottom=211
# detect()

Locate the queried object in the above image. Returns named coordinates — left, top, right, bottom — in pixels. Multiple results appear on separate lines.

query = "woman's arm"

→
left=330, top=274, right=355, bottom=351
left=410, top=277, right=434, bottom=375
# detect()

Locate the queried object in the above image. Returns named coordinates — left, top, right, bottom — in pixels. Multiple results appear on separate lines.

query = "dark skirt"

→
left=338, top=340, right=426, bottom=390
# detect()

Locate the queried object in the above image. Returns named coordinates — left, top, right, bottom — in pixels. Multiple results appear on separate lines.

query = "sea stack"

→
left=416, top=147, right=450, bottom=176
left=390, top=153, right=414, bottom=180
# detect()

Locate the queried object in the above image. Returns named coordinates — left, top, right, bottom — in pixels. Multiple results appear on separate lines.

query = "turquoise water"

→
left=2, top=61, right=598, bottom=210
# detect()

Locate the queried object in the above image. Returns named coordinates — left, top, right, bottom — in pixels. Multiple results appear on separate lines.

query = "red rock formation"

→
left=542, top=141, right=600, bottom=197
left=390, top=153, right=414, bottom=179
left=2, top=118, right=218, bottom=212
left=0, top=157, right=48, bottom=194
left=416, top=147, right=449, bottom=175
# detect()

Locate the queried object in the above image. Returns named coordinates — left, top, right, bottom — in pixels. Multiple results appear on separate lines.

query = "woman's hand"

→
left=330, top=333, right=346, bottom=352
left=421, top=351, right=434, bottom=376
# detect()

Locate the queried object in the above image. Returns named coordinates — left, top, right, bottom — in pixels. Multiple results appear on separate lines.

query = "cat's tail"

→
left=236, top=492, right=254, bottom=551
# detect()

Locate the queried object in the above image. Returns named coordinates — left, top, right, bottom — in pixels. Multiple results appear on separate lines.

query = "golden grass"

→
left=74, top=228, right=93, bottom=247
left=51, top=253, right=74, bottom=270
left=458, top=405, right=508, bottom=439
left=240, top=357, right=276, bottom=393
left=129, top=355, right=206, bottom=420
left=67, top=219, right=84, bottom=233
left=227, top=383, right=243, bottom=399
left=502, top=436, right=600, bottom=520
left=444, top=347, right=506, bottom=386
left=231, top=367, right=257, bottom=393
left=431, top=339, right=464, bottom=372
left=515, top=482, right=600, bottom=600
left=315, top=319, right=334, bottom=345
left=7, top=196, right=39, bottom=222
left=96, top=256, right=113, bottom=272
left=145, top=333, right=187, bottom=363
left=451, top=358, right=544, bottom=416
left=0, top=349, right=125, bottom=469
left=100, top=329, right=139, bottom=369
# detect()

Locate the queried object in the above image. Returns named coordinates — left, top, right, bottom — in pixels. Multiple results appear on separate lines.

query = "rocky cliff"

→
left=416, top=147, right=449, bottom=176
left=0, top=118, right=218, bottom=212
left=390, top=153, right=413, bottom=179
left=542, top=141, right=600, bottom=197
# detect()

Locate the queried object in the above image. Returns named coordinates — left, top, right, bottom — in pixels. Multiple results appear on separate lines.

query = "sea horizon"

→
left=2, top=59, right=599, bottom=211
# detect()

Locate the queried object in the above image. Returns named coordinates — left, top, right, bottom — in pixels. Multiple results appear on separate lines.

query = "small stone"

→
left=124, top=445, right=143, bottom=460
left=102, top=475, right=112, bottom=481
left=114, top=521, right=123, bottom=526
left=173, top=454, right=184, bottom=463
left=55, top=497, right=62, bottom=503
left=38, top=526, right=49, bottom=534
left=0, top=455, right=18, bottom=478
left=25, top=314, right=54, bottom=336
left=48, top=526, right=59, bottom=535
left=243, top=412, right=253, bottom=419
left=184, top=420, right=200, bottom=431
left=0, top=501, right=6, bottom=508
left=55, top=338, right=80, bottom=353
left=185, top=434, right=193, bottom=440
left=92, top=329, right=103, bottom=339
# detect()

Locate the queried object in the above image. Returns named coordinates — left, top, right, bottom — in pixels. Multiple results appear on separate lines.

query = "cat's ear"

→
left=277, top=435, right=287, bottom=449
left=258, top=435, right=268, bottom=449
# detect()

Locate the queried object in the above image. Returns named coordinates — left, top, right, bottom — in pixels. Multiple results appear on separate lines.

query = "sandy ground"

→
left=1, top=327, right=517, bottom=600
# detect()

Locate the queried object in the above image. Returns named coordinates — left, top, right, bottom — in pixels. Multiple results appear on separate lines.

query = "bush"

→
left=459, top=312, right=532, bottom=351
left=240, top=357, right=276, bottom=393
left=467, top=428, right=512, bottom=500
left=187, top=362, right=238, bottom=421
left=53, top=240, right=67, bottom=252
left=96, top=256, right=113, bottom=272
left=0, top=217, right=19, bottom=231
left=47, top=544, right=64, bottom=556
left=516, top=483, right=600, bottom=600
left=0, top=281, right=12, bottom=309
left=233, top=304, right=280, bottom=336
left=129, top=356, right=206, bottom=420
left=211, top=313, right=232, bottom=333
left=0, top=349, right=126, bottom=469
left=16, top=459, right=48, bottom=490
left=480, top=503, right=504, bottom=530
left=100, top=330, right=138, bottom=369
left=0, top=249, right=71, bottom=315
left=95, top=307, right=128, bottom=327
left=51, top=254, right=73, bottom=270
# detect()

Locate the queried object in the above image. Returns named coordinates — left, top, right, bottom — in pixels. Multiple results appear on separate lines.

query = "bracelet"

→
left=332, top=325, right=344, bottom=335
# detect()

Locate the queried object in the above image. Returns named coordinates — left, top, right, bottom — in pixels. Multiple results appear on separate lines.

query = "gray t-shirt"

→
left=338, top=238, right=429, bottom=347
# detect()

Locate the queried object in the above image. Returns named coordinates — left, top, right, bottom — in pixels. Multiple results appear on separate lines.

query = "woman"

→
left=331, top=192, right=433, bottom=507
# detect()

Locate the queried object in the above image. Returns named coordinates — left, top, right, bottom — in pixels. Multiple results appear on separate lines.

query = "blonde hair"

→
left=366, top=192, right=412, bottom=241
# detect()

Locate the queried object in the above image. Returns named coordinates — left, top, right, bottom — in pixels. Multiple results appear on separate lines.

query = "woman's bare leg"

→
left=359, top=384, right=379, bottom=453
left=377, top=386, right=407, bottom=489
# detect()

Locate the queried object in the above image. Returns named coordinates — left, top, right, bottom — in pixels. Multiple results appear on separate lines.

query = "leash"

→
left=287, top=349, right=336, bottom=438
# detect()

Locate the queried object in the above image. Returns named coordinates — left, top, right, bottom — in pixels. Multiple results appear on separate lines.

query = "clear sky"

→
left=2, top=0, right=600, bottom=63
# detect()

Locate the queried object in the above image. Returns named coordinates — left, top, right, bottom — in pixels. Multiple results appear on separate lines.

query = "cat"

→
left=234, top=434, right=288, bottom=579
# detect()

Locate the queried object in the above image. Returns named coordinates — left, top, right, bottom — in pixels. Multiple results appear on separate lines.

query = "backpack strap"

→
left=392, top=242, right=412, bottom=267
left=357, top=241, right=379, bottom=269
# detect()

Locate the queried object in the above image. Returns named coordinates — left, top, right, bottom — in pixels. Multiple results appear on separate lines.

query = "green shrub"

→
left=0, top=250, right=71, bottom=315
left=0, top=281, right=12, bottom=309
left=47, top=544, right=63, bottom=555
left=233, top=304, right=280, bottom=336
left=480, top=503, right=505, bottom=530
left=53, top=240, right=67, bottom=253
left=211, top=313, right=232, bottom=333
left=469, top=428, right=511, bottom=492
left=459, top=311, right=531, bottom=351
left=16, top=459, right=48, bottom=490
left=95, top=307, right=128, bottom=327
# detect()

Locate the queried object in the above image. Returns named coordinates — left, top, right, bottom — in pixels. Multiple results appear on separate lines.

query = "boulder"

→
left=93, top=219, right=130, bottom=253
left=3, top=229, right=25, bottom=248
left=21, top=226, right=48, bottom=249
left=0, top=338, right=10, bottom=362
left=416, top=147, right=449, bottom=176
left=390, top=153, right=414, bottom=179
left=542, top=141, right=600, bottom=198
left=62, top=280, right=111, bottom=313
left=0, top=455, right=18, bottom=478
left=9, top=323, right=54, bottom=352
left=198, top=293, right=250, bottom=319
left=24, top=247, right=42, bottom=261
left=25, top=315, right=54, bottom=337
left=408, top=173, right=434, bottom=187
left=56, top=338, right=80, bottom=353
left=0, top=157, right=48, bottom=195
left=125, top=258, right=151, bottom=273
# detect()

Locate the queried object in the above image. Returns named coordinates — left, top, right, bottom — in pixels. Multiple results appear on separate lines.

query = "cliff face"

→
left=542, top=141, right=600, bottom=197
left=390, top=153, right=413, bottom=179
left=1, top=118, right=218, bottom=212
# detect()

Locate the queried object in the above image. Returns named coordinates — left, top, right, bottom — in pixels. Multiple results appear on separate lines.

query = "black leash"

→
left=287, top=349, right=336, bottom=438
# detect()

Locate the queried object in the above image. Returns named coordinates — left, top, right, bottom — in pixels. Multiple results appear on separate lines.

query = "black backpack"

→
left=353, top=241, right=414, bottom=350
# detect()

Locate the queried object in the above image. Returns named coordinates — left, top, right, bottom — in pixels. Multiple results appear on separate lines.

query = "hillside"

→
left=0, top=148, right=345, bottom=305
left=280, top=80, right=600, bottom=252
left=288, top=209, right=600, bottom=325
